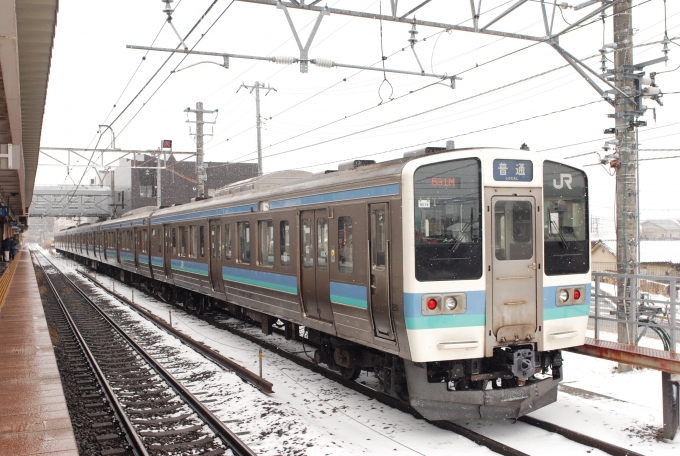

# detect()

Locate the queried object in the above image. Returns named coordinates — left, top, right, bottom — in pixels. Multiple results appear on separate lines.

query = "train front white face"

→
left=401, top=149, right=590, bottom=362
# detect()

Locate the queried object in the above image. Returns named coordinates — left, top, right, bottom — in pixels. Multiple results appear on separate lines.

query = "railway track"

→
left=32, top=249, right=256, bottom=456
left=59, top=251, right=646, bottom=456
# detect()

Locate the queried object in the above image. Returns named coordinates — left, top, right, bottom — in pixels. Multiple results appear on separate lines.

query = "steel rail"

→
left=30, top=250, right=148, bottom=456
left=518, top=416, right=645, bottom=456
left=76, top=269, right=274, bottom=394
left=35, top=250, right=257, bottom=456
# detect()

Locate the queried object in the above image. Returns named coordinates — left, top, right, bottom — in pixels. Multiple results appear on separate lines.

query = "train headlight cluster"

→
left=555, top=286, right=587, bottom=306
left=422, top=293, right=466, bottom=315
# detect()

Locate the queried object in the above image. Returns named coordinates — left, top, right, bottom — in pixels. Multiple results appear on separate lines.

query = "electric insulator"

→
left=274, top=56, right=296, bottom=65
left=314, top=59, right=334, bottom=68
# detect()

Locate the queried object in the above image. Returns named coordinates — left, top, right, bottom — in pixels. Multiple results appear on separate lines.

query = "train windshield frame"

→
left=543, top=161, right=590, bottom=275
left=413, top=158, right=483, bottom=282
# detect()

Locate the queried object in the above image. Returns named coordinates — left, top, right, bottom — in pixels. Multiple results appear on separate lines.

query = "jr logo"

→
left=553, top=173, right=572, bottom=190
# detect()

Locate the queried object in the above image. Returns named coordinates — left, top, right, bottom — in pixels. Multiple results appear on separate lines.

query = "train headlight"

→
left=445, top=297, right=457, bottom=311
left=559, top=290, right=569, bottom=302
left=427, top=299, right=438, bottom=310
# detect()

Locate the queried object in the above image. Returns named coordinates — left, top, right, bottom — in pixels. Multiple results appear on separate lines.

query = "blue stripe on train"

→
left=171, top=258, right=209, bottom=276
left=403, top=291, right=486, bottom=330
left=222, top=266, right=297, bottom=294
left=270, top=184, right=400, bottom=209
left=330, top=282, right=368, bottom=309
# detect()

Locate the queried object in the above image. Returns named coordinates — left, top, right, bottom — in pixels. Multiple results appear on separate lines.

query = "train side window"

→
left=258, top=221, right=274, bottom=267
left=172, top=228, right=177, bottom=256
left=238, top=222, right=250, bottom=264
left=179, top=227, right=187, bottom=257
left=224, top=224, right=232, bottom=260
left=317, top=218, right=329, bottom=271
left=199, top=226, right=205, bottom=257
left=188, top=226, right=197, bottom=258
left=211, top=225, right=221, bottom=259
left=280, top=221, right=290, bottom=267
left=338, top=217, right=353, bottom=274
left=142, top=230, right=148, bottom=253
left=371, top=210, right=386, bottom=269
left=302, top=218, right=313, bottom=268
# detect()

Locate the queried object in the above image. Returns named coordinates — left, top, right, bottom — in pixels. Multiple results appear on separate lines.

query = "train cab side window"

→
left=258, top=221, right=274, bottom=267
left=224, top=224, right=232, bottom=260
left=302, top=218, right=313, bottom=269
left=338, top=217, right=353, bottom=274
left=189, top=226, right=197, bottom=258
left=199, top=226, right=205, bottom=257
left=280, top=221, right=290, bottom=267
left=238, top=222, right=250, bottom=264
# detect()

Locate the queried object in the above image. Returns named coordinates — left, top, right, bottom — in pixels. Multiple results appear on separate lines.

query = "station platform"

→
left=0, top=249, right=78, bottom=455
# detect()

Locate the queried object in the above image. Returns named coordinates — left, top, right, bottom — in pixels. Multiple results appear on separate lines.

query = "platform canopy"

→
left=0, top=0, right=59, bottom=218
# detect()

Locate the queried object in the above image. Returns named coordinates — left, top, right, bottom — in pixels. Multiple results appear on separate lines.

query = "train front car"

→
left=400, top=149, right=589, bottom=420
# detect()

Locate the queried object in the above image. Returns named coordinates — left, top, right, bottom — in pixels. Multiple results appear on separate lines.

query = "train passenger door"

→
left=490, top=196, right=537, bottom=343
left=209, top=220, right=224, bottom=294
left=163, top=224, right=172, bottom=277
left=369, top=203, right=395, bottom=340
left=300, top=209, right=333, bottom=322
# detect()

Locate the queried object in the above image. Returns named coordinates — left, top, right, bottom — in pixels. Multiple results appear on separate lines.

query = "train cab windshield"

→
left=413, top=158, right=483, bottom=281
left=543, top=161, right=589, bottom=275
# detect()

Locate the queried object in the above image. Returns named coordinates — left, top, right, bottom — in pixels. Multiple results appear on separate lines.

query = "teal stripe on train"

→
left=222, top=266, right=297, bottom=294
left=171, top=259, right=209, bottom=276
left=151, top=256, right=163, bottom=267
left=330, top=282, right=368, bottom=309
left=120, top=251, right=135, bottom=262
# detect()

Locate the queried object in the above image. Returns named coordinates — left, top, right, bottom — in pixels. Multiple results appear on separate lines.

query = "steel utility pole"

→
left=613, top=0, right=637, bottom=366
left=238, top=82, right=276, bottom=176
left=185, top=103, right=217, bottom=198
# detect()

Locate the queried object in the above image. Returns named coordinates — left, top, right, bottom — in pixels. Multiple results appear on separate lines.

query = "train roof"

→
left=59, top=145, right=575, bottom=233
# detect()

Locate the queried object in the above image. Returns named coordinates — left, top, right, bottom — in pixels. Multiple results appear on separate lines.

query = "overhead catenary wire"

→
left=211, top=0, right=655, bottom=165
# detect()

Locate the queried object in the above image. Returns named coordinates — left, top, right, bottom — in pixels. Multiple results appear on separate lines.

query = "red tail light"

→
left=573, top=289, right=581, bottom=300
left=427, top=299, right=438, bottom=310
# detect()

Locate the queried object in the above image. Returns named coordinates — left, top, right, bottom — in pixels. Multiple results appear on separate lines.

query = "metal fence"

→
left=590, top=272, right=679, bottom=351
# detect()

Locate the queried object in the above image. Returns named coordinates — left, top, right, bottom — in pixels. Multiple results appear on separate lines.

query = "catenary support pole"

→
left=613, top=0, right=638, bottom=372
left=662, top=372, right=679, bottom=440
left=185, top=103, right=217, bottom=199
left=237, top=82, right=276, bottom=177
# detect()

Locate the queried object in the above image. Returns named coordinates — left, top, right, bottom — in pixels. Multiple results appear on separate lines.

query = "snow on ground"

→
left=44, top=249, right=679, bottom=455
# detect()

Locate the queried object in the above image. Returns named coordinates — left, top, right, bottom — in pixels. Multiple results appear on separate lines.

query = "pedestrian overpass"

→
left=30, top=185, right=111, bottom=217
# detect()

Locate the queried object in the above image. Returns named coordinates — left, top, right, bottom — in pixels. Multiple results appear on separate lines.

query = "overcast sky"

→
left=37, top=0, right=680, bottom=235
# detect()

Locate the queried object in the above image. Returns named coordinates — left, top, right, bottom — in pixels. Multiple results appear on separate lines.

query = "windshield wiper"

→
left=449, top=217, right=472, bottom=254
left=547, top=207, right=567, bottom=249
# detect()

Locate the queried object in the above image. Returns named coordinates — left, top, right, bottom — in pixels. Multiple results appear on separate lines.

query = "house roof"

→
left=640, top=241, right=680, bottom=264
left=641, top=219, right=680, bottom=231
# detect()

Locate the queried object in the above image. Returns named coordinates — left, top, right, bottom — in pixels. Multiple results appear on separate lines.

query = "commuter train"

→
left=55, top=145, right=591, bottom=420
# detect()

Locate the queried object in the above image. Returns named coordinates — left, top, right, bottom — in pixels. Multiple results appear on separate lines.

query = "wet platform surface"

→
left=0, top=249, right=78, bottom=455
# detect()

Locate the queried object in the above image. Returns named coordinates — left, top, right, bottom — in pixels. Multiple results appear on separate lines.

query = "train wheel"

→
left=340, top=366, right=361, bottom=381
